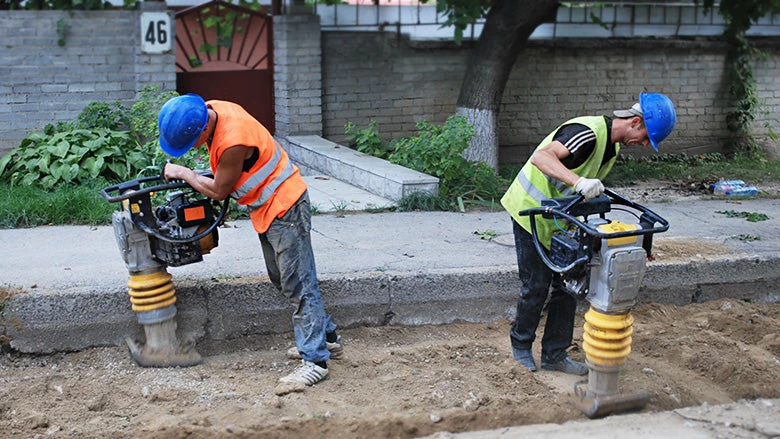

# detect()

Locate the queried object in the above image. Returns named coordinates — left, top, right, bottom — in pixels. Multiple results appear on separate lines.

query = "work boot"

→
left=541, top=356, right=588, bottom=375
left=512, top=347, right=537, bottom=372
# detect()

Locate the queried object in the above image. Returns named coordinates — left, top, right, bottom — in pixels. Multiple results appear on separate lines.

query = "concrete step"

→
left=281, top=135, right=439, bottom=201
left=303, top=174, right=394, bottom=213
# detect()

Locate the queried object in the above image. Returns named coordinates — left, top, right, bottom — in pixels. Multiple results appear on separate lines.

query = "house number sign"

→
left=141, top=12, right=172, bottom=54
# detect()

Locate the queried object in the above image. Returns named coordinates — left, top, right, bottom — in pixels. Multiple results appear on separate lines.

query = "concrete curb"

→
left=5, top=254, right=779, bottom=354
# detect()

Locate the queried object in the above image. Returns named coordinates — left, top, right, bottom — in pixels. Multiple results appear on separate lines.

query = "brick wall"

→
left=0, top=6, right=175, bottom=156
left=322, top=33, right=780, bottom=163
left=273, top=14, right=323, bottom=138
left=2, top=13, right=778, bottom=164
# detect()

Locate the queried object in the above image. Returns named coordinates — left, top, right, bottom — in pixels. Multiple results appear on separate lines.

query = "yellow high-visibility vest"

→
left=501, top=116, right=619, bottom=249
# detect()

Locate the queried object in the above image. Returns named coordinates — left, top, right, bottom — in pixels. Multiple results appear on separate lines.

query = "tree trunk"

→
left=457, top=0, right=559, bottom=170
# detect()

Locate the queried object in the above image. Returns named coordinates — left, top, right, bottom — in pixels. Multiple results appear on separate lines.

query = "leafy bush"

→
left=76, top=101, right=130, bottom=131
left=0, top=128, right=143, bottom=188
left=604, top=151, right=780, bottom=186
left=129, top=86, right=179, bottom=145
left=0, top=85, right=209, bottom=189
left=346, top=116, right=508, bottom=211
left=389, top=115, right=507, bottom=205
left=345, top=120, right=392, bottom=159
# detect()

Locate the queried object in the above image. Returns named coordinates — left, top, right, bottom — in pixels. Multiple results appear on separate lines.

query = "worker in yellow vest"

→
left=158, top=94, right=341, bottom=387
left=501, top=93, right=676, bottom=374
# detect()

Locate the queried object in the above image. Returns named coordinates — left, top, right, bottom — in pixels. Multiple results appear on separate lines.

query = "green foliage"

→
left=716, top=210, right=770, bottom=222
left=395, top=191, right=453, bottom=212
left=0, top=128, right=142, bottom=189
left=195, top=1, right=264, bottom=61
left=733, top=234, right=761, bottom=241
left=424, top=0, right=491, bottom=43
left=390, top=116, right=475, bottom=190
left=474, top=229, right=497, bottom=241
left=0, top=0, right=111, bottom=10
left=129, top=86, right=179, bottom=145
left=76, top=101, right=130, bottom=131
left=345, top=120, right=391, bottom=159
left=603, top=152, right=780, bottom=187
left=699, top=0, right=780, bottom=155
left=347, top=115, right=508, bottom=211
left=56, top=18, right=68, bottom=46
left=0, top=85, right=209, bottom=190
left=390, top=115, right=507, bottom=205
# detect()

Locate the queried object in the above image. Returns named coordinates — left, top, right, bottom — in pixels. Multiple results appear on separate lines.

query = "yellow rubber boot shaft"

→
left=583, top=308, right=634, bottom=367
left=127, top=270, right=177, bottom=312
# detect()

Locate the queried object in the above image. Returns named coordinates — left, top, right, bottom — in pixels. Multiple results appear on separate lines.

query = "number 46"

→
left=145, top=20, right=168, bottom=45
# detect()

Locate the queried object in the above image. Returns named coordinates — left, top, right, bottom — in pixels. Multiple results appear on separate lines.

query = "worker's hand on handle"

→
left=574, top=177, right=605, bottom=200
left=163, top=162, right=192, bottom=182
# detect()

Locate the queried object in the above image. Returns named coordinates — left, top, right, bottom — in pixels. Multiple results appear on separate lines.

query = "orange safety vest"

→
left=206, top=100, right=306, bottom=233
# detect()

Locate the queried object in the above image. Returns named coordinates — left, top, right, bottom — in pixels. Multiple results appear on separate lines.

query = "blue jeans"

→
left=259, top=191, right=337, bottom=363
left=510, top=219, right=577, bottom=364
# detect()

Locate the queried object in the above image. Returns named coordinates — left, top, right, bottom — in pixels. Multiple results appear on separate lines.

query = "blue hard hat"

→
left=158, top=94, right=209, bottom=157
left=639, top=92, right=676, bottom=152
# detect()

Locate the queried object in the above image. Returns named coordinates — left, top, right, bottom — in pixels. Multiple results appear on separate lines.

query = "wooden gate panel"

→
left=175, top=1, right=274, bottom=133
left=176, top=70, right=274, bottom=133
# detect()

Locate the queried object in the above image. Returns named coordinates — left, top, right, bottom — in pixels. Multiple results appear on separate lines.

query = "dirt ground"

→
left=1, top=297, right=778, bottom=439
left=1, top=179, right=779, bottom=438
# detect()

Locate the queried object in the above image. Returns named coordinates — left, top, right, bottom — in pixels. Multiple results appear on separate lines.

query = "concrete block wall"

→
left=273, top=14, right=323, bottom=137
left=2, top=12, right=778, bottom=164
left=321, top=32, right=780, bottom=164
left=0, top=8, right=175, bottom=156
left=322, top=33, right=464, bottom=147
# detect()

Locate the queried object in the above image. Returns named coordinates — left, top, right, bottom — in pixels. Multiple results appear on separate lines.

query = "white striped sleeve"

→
left=565, top=128, right=596, bottom=154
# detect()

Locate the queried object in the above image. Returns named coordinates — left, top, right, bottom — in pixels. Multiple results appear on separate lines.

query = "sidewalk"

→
left=1, top=187, right=779, bottom=353
left=1, top=180, right=779, bottom=438
left=424, top=398, right=780, bottom=439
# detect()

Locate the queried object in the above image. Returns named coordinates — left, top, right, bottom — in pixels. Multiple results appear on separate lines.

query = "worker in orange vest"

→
left=159, top=94, right=341, bottom=387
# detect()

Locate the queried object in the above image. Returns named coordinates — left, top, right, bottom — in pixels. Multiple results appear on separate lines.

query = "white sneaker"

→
left=279, top=360, right=329, bottom=386
left=286, top=335, right=343, bottom=360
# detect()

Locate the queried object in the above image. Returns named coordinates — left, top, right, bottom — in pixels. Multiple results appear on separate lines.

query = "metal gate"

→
left=175, top=0, right=274, bottom=133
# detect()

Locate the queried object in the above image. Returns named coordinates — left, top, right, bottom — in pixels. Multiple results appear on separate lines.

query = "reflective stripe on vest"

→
left=501, top=116, right=616, bottom=249
left=516, top=167, right=576, bottom=204
left=231, top=143, right=295, bottom=211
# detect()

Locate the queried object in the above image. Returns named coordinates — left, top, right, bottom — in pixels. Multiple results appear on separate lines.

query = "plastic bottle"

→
left=728, top=185, right=759, bottom=197
left=710, top=180, right=758, bottom=197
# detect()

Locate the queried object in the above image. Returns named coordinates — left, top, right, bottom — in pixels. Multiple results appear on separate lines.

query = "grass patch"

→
left=501, top=153, right=780, bottom=191
left=0, top=181, right=116, bottom=228
left=604, top=153, right=780, bottom=186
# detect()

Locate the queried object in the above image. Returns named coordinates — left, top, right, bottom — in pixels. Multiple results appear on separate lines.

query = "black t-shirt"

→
left=554, top=117, right=616, bottom=169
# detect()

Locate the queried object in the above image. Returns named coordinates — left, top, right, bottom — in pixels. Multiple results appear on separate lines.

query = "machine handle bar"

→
left=100, top=169, right=214, bottom=203
left=518, top=189, right=669, bottom=239
left=100, top=170, right=230, bottom=244
left=517, top=189, right=669, bottom=274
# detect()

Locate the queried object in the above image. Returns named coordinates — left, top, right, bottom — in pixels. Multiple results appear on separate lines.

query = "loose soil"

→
left=1, top=180, right=778, bottom=438
left=1, top=298, right=778, bottom=439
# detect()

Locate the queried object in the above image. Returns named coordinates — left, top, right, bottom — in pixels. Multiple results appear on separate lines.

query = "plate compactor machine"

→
left=101, top=171, right=228, bottom=367
left=517, top=189, right=669, bottom=418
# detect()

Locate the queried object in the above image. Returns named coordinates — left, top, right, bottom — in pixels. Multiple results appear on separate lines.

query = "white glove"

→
left=574, top=177, right=605, bottom=200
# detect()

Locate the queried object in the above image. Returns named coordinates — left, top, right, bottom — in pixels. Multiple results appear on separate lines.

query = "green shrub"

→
left=0, top=128, right=144, bottom=189
left=389, top=115, right=508, bottom=207
left=344, top=116, right=508, bottom=211
left=76, top=101, right=131, bottom=131
left=345, top=120, right=391, bottom=159
left=129, top=86, right=179, bottom=145
left=0, top=86, right=209, bottom=190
